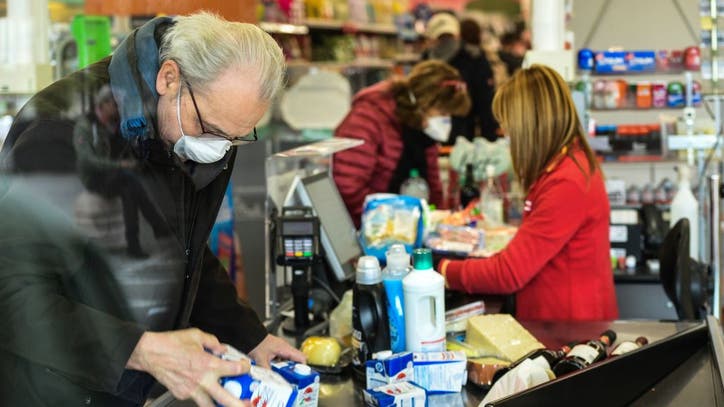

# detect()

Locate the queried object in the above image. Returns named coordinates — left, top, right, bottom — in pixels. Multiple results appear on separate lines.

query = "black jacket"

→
left=0, top=58, right=267, bottom=406
left=423, top=43, right=499, bottom=143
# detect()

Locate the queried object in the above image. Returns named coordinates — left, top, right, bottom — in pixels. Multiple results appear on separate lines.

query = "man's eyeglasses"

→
left=185, top=80, right=258, bottom=146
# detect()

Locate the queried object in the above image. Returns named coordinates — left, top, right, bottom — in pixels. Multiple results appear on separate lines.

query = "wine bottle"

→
left=552, top=330, right=617, bottom=376
left=610, top=336, right=648, bottom=356
left=491, top=342, right=575, bottom=384
left=459, top=164, right=480, bottom=208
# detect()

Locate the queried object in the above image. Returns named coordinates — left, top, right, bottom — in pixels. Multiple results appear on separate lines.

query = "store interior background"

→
left=0, top=0, right=707, bottom=320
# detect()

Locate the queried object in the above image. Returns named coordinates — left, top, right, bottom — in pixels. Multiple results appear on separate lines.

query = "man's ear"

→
left=156, top=60, right=180, bottom=96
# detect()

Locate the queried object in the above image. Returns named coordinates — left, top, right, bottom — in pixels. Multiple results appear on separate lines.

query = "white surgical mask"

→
left=173, top=87, right=231, bottom=163
left=424, top=116, right=452, bottom=143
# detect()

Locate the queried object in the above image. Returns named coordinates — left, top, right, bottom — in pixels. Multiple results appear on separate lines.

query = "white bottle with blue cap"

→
left=403, top=248, right=445, bottom=352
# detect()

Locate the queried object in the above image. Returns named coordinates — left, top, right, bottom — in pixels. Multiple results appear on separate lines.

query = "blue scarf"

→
left=109, top=16, right=173, bottom=141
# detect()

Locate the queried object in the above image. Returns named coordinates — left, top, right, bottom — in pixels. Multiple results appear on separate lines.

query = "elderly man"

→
left=0, top=12, right=303, bottom=407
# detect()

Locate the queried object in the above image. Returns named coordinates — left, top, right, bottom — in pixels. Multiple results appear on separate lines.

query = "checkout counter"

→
left=147, top=140, right=724, bottom=406
left=149, top=316, right=724, bottom=407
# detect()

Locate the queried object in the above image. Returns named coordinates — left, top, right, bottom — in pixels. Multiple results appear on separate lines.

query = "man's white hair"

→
left=159, top=12, right=285, bottom=102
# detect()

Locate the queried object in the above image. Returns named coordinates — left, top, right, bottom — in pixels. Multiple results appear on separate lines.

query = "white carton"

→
left=363, top=382, right=427, bottom=407
left=412, top=351, right=467, bottom=394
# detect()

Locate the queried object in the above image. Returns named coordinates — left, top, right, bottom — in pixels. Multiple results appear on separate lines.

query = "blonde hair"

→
left=492, top=64, right=598, bottom=192
left=391, top=60, right=471, bottom=129
left=159, top=12, right=285, bottom=101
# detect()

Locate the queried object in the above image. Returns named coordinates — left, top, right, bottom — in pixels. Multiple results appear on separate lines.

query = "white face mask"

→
left=424, top=116, right=452, bottom=143
left=173, top=87, right=232, bottom=163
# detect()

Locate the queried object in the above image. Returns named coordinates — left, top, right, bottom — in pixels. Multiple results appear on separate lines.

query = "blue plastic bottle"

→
left=383, top=244, right=411, bottom=354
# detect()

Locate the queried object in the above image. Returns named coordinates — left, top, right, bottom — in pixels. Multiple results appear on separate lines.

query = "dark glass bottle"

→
left=459, top=164, right=480, bottom=208
left=610, top=336, right=648, bottom=356
left=552, top=330, right=617, bottom=376
left=491, top=342, right=575, bottom=384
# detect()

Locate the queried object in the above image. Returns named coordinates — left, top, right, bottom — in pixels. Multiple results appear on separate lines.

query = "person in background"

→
left=0, top=12, right=303, bottom=407
left=498, top=23, right=529, bottom=76
left=439, top=65, right=618, bottom=321
left=333, top=60, right=471, bottom=227
left=423, top=12, right=499, bottom=143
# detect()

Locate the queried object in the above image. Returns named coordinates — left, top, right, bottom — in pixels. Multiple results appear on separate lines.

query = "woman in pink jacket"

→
left=333, top=60, right=471, bottom=227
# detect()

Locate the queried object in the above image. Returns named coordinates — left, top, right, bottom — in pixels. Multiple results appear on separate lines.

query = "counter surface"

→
left=148, top=319, right=705, bottom=407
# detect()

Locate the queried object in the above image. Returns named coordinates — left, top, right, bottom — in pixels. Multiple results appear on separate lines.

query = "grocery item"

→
left=363, top=382, right=426, bottom=406
left=383, top=245, right=410, bottom=354
left=403, top=249, right=445, bottom=352
left=360, top=194, right=425, bottom=261
left=467, top=357, right=511, bottom=388
left=667, top=81, right=685, bottom=108
left=490, top=343, right=574, bottom=384
left=271, top=362, right=320, bottom=407
left=219, top=365, right=297, bottom=407
left=300, top=336, right=342, bottom=367
left=684, top=46, right=701, bottom=71
left=465, top=314, right=544, bottom=362
left=651, top=82, right=667, bottom=107
left=611, top=336, right=649, bottom=356
left=459, top=163, right=480, bottom=209
left=578, top=48, right=594, bottom=71
left=411, top=351, right=467, bottom=393
left=480, top=164, right=505, bottom=227
left=552, top=330, right=617, bottom=376
left=636, top=82, right=652, bottom=108
left=365, top=351, right=414, bottom=389
left=399, top=168, right=429, bottom=201
left=352, top=256, right=391, bottom=375
left=670, top=164, right=699, bottom=260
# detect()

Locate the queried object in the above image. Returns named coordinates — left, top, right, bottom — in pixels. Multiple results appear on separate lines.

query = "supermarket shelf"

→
left=590, top=106, right=704, bottom=112
left=286, top=58, right=395, bottom=70
left=259, top=21, right=309, bottom=35
left=666, top=134, right=720, bottom=150
left=301, top=18, right=398, bottom=35
left=259, top=19, right=398, bottom=35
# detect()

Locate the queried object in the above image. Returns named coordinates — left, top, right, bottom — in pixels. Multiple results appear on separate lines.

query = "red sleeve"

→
left=443, top=178, right=589, bottom=294
left=332, top=101, right=383, bottom=225
left=426, top=145, right=443, bottom=207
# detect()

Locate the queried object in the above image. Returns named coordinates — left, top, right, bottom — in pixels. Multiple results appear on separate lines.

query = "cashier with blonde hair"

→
left=439, top=64, right=618, bottom=321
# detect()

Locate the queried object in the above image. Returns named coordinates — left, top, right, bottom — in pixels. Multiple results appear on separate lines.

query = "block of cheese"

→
left=465, top=314, right=544, bottom=362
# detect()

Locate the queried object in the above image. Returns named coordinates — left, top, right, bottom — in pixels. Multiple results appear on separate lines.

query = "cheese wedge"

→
left=465, top=314, right=544, bottom=361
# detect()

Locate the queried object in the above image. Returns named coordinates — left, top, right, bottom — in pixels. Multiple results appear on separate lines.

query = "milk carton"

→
left=363, top=382, right=427, bottom=407
left=412, top=351, right=467, bottom=394
left=218, top=365, right=297, bottom=407
left=365, top=351, right=414, bottom=390
left=271, top=361, right=320, bottom=407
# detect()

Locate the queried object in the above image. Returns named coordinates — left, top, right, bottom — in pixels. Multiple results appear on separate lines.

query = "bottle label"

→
left=611, top=341, right=640, bottom=356
left=566, top=344, right=599, bottom=364
left=418, top=336, right=446, bottom=353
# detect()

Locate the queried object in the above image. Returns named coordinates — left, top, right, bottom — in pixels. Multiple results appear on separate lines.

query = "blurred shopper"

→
left=0, top=12, right=303, bottom=407
left=439, top=65, right=618, bottom=321
left=498, top=23, right=529, bottom=76
left=333, top=60, right=471, bottom=227
left=423, top=13, right=499, bottom=142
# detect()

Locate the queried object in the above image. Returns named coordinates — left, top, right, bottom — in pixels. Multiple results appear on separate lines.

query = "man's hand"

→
left=126, top=328, right=248, bottom=407
left=248, top=334, right=306, bottom=368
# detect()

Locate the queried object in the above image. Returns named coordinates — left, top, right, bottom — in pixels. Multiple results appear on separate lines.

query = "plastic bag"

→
left=329, top=290, right=353, bottom=347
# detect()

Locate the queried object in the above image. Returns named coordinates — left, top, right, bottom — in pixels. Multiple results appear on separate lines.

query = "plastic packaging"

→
left=328, top=289, right=353, bottom=347
left=403, top=249, right=445, bottom=352
left=670, top=164, right=699, bottom=260
left=352, top=256, right=390, bottom=375
left=360, top=193, right=427, bottom=261
left=383, top=244, right=410, bottom=354
left=399, top=168, right=429, bottom=201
